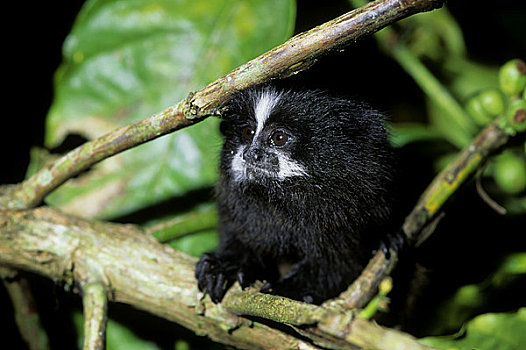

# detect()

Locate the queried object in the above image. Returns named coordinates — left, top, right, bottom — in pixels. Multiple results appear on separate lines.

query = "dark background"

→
left=2, top=1, right=525, bottom=348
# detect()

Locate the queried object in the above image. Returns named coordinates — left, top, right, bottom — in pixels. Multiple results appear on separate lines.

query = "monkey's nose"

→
left=243, top=147, right=264, bottom=162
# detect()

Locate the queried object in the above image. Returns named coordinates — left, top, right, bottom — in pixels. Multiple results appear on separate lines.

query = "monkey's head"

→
left=218, top=85, right=394, bottom=212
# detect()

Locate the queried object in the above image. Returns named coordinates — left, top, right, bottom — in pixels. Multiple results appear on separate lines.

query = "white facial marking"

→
left=254, top=88, right=281, bottom=136
left=230, top=146, right=246, bottom=182
left=229, top=87, right=308, bottom=183
left=230, top=146, right=308, bottom=182
left=277, top=153, right=308, bottom=179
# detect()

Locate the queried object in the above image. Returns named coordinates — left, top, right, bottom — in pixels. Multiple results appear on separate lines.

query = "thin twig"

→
left=402, top=121, right=510, bottom=244
left=82, top=282, right=108, bottom=350
left=475, top=174, right=507, bottom=215
left=0, top=268, right=50, bottom=350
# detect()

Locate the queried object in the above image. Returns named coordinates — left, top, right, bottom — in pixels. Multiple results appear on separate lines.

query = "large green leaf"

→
left=42, top=0, right=296, bottom=219
left=416, top=252, right=526, bottom=337
left=420, top=308, right=526, bottom=350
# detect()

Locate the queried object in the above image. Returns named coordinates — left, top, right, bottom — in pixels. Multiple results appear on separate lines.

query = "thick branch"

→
left=0, top=208, right=318, bottom=349
left=0, top=0, right=444, bottom=210
left=0, top=207, right=432, bottom=350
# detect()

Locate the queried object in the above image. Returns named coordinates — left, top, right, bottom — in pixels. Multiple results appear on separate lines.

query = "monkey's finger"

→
left=260, top=281, right=274, bottom=294
left=196, top=260, right=211, bottom=291
left=377, top=230, right=406, bottom=259
left=237, top=271, right=249, bottom=289
left=205, top=272, right=218, bottom=300
left=211, top=273, right=228, bottom=303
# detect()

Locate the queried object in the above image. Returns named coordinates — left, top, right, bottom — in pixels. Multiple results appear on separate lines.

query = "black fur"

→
left=195, top=86, right=396, bottom=304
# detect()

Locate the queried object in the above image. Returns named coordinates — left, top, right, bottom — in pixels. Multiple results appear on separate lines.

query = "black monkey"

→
left=195, top=86, right=397, bottom=304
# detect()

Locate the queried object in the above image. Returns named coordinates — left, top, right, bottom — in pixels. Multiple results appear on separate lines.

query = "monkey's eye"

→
left=270, top=130, right=290, bottom=147
left=242, top=126, right=256, bottom=141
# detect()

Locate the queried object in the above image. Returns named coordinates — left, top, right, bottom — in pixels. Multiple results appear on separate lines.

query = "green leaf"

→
left=41, top=0, right=296, bottom=219
left=418, top=252, right=526, bottom=336
left=74, top=311, right=163, bottom=350
left=148, top=207, right=218, bottom=243
left=169, top=230, right=219, bottom=257
left=402, top=8, right=467, bottom=61
left=420, top=308, right=526, bottom=350
left=490, top=252, right=526, bottom=287
left=389, top=122, right=442, bottom=147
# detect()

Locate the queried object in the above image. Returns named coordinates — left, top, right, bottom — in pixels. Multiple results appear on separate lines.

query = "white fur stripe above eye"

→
left=254, top=88, right=281, bottom=136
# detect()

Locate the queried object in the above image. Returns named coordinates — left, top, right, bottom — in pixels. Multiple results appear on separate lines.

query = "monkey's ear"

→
left=219, top=120, right=233, bottom=136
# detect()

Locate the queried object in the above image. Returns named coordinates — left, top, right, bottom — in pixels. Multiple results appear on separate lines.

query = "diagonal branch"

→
left=0, top=0, right=444, bottom=210
left=329, top=116, right=519, bottom=310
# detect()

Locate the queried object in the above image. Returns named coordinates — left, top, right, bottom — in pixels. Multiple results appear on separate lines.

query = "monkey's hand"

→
left=377, top=229, right=406, bottom=259
left=195, top=252, right=267, bottom=303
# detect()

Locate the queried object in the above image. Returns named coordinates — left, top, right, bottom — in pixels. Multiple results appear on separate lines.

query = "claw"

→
left=213, top=273, right=227, bottom=302
left=237, top=271, right=247, bottom=289
left=195, top=257, right=211, bottom=291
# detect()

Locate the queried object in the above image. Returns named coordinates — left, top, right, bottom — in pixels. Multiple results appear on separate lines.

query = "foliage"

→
left=369, top=5, right=525, bottom=350
left=11, top=0, right=526, bottom=349
left=384, top=8, right=526, bottom=214
left=420, top=308, right=526, bottom=350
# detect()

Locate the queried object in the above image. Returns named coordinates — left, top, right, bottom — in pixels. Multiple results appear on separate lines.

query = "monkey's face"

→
left=220, top=87, right=309, bottom=185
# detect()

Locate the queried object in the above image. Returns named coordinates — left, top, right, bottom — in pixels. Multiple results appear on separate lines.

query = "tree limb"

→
left=0, top=0, right=444, bottom=211
left=0, top=207, right=434, bottom=350
left=0, top=208, right=317, bottom=349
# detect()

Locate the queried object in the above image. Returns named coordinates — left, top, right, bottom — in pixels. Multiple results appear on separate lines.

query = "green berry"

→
left=493, top=151, right=526, bottom=194
left=479, top=88, right=506, bottom=117
left=499, top=59, right=526, bottom=96
left=506, top=99, right=526, bottom=132
left=466, top=96, right=492, bottom=126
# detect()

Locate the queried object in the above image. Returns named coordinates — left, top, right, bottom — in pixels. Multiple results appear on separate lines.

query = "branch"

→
left=82, top=282, right=108, bottom=350
left=329, top=115, right=519, bottom=310
left=1, top=268, right=50, bottom=350
left=0, top=0, right=444, bottom=210
left=402, top=121, right=511, bottom=245
left=0, top=208, right=317, bottom=349
left=188, top=0, right=445, bottom=115
left=0, top=207, right=433, bottom=350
